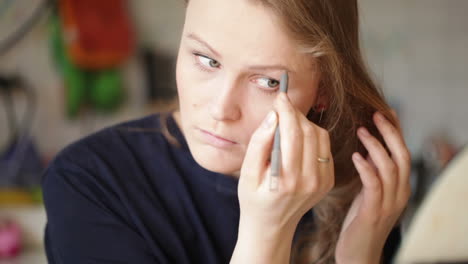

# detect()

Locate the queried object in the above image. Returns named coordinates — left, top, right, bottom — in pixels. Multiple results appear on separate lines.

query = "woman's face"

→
left=175, top=0, right=321, bottom=177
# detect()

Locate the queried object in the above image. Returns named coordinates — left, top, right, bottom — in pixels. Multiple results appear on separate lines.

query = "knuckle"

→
left=385, top=162, right=398, bottom=175
left=381, top=207, right=393, bottom=218
left=320, top=128, right=332, bottom=148
left=306, top=172, right=324, bottom=193
left=367, top=136, right=379, bottom=147
left=400, top=149, right=412, bottom=163
left=305, top=176, right=319, bottom=193
left=317, top=126, right=329, bottom=138
left=290, top=128, right=303, bottom=142
left=386, top=123, right=398, bottom=135
left=305, top=123, right=318, bottom=132
left=302, top=124, right=316, bottom=137
left=402, top=184, right=412, bottom=202
left=314, top=174, right=322, bottom=190
left=397, top=199, right=409, bottom=212
left=367, top=177, right=382, bottom=192
left=394, top=193, right=410, bottom=212
left=307, top=182, right=319, bottom=194
left=284, top=179, right=300, bottom=194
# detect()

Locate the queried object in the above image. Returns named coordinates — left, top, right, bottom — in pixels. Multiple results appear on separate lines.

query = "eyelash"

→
left=191, top=51, right=279, bottom=95
left=192, top=52, right=215, bottom=73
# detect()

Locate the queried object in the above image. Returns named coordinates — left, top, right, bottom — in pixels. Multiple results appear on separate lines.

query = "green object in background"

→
left=29, top=186, right=43, bottom=204
left=64, top=59, right=87, bottom=118
left=89, top=69, right=124, bottom=112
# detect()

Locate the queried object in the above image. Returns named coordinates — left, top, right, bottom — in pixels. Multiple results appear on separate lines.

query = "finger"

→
left=316, top=126, right=334, bottom=192
left=273, top=93, right=304, bottom=180
left=374, top=111, right=410, bottom=170
left=373, top=112, right=411, bottom=189
left=352, top=152, right=382, bottom=219
left=296, top=110, right=320, bottom=190
left=299, top=110, right=334, bottom=193
left=357, top=127, right=398, bottom=212
left=389, top=109, right=402, bottom=132
left=240, top=110, right=278, bottom=190
left=366, top=154, right=378, bottom=172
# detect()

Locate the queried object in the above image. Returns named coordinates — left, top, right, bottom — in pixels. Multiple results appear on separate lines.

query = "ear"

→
left=306, top=80, right=329, bottom=120
left=315, top=80, right=329, bottom=109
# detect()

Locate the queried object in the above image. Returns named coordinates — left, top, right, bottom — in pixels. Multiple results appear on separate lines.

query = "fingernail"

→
left=352, top=153, right=363, bottom=162
left=375, top=112, right=385, bottom=122
left=263, top=110, right=277, bottom=129
left=358, top=127, right=370, bottom=137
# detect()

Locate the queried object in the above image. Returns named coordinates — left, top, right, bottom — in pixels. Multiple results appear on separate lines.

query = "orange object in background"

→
left=0, top=189, right=36, bottom=206
left=58, top=0, right=135, bottom=69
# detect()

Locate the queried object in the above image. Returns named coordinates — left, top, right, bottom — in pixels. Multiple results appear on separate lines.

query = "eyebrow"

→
left=185, top=32, right=295, bottom=74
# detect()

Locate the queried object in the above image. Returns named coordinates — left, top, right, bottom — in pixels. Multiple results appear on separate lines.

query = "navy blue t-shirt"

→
left=42, top=111, right=399, bottom=263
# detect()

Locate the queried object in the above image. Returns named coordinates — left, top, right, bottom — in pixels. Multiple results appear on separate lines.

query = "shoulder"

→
left=41, top=112, right=176, bottom=197
left=47, top=112, right=169, bottom=169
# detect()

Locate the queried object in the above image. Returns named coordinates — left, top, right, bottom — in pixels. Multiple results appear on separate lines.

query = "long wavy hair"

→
left=159, top=0, right=398, bottom=263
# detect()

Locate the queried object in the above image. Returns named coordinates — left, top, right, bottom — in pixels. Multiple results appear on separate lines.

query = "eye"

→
left=195, top=53, right=220, bottom=68
left=255, top=77, right=280, bottom=89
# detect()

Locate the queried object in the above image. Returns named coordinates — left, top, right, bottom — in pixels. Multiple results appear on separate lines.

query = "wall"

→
left=360, top=0, right=468, bottom=153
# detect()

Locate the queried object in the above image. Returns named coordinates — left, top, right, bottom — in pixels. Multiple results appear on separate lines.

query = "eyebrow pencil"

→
left=269, top=72, right=288, bottom=191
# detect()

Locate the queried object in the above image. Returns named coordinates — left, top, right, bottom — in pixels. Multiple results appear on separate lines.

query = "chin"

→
left=190, top=143, right=241, bottom=175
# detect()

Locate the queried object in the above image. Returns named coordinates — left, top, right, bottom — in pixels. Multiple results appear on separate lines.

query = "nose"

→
left=209, top=77, right=241, bottom=122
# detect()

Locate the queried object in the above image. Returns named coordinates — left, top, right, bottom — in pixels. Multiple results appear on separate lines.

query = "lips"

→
left=199, top=128, right=237, bottom=144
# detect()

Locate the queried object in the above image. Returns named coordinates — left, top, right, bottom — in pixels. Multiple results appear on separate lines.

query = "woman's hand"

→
left=237, top=92, right=334, bottom=236
left=232, top=92, right=334, bottom=263
left=335, top=111, right=411, bottom=264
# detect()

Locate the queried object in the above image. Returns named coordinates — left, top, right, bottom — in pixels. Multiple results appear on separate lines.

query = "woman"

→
left=42, top=0, right=411, bottom=263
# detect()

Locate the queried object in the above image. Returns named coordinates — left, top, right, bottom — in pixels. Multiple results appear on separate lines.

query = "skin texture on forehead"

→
left=185, top=0, right=316, bottom=77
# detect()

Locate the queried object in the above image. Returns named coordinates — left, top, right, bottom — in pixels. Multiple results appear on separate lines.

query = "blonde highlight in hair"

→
left=169, top=0, right=398, bottom=263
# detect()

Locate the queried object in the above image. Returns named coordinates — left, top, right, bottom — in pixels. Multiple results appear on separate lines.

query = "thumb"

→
left=240, top=110, right=278, bottom=189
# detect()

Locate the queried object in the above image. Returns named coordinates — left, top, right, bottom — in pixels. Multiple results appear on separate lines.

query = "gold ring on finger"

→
left=317, top=157, right=330, bottom=163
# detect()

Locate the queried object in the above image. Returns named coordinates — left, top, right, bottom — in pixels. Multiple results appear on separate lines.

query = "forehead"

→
left=184, top=0, right=313, bottom=72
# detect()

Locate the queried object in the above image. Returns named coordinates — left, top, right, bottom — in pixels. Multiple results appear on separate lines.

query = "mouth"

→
left=197, top=128, right=237, bottom=148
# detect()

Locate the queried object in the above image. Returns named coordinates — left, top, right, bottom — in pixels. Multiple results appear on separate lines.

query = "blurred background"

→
left=0, top=0, right=467, bottom=262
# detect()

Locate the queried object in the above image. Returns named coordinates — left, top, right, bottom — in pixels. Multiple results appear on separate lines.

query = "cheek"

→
left=176, top=55, right=200, bottom=105
left=242, top=104, right=272, bottom=138
left=175, top=53, right=191, bottom=94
